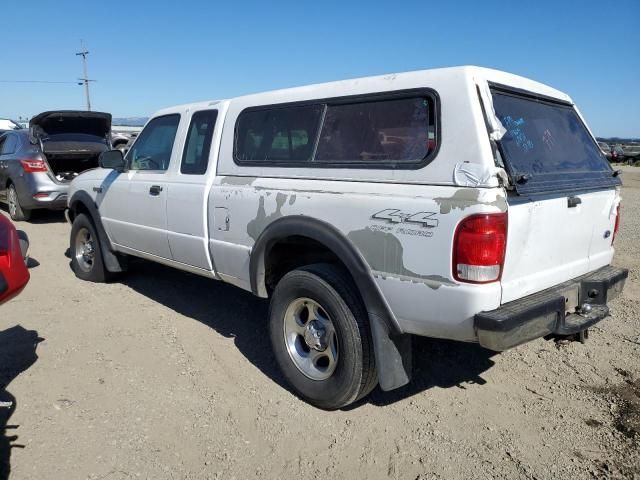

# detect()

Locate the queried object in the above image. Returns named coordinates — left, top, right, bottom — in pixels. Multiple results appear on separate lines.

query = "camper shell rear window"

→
left=490, top=84, right=620, bottom=194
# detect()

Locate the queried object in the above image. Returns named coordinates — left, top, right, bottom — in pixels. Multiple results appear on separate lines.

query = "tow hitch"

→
left=553, top=303, right=609, bottom=344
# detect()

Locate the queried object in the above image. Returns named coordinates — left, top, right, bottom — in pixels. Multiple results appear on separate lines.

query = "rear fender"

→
left=250, top=215, right=412, bottom=391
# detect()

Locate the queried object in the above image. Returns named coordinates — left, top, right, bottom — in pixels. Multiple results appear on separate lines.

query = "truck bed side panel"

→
left=209, top=179, right=506, bottom=341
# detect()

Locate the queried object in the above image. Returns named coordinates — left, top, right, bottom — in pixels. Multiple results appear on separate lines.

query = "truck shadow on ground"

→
left=0, top=326, right=42, bottom=480
left=122, top=259, right=496, bottom=408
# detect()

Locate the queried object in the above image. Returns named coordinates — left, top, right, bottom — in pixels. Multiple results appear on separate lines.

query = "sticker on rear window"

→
left=502, top=116, right=534, bottom=152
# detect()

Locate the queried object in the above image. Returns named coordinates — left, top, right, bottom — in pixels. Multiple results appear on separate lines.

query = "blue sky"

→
left=1, top=0, right=638, bottom=137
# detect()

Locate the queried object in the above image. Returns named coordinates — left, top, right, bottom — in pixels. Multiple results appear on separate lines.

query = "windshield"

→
left=491, top=89, right=619, bottom=194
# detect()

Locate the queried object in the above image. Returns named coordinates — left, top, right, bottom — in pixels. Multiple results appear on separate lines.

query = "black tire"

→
left=269, top=263, right=377, bottom=409
left=69, top=213, right=111, bottom=282
left=7, top=183, right=31, bottom=221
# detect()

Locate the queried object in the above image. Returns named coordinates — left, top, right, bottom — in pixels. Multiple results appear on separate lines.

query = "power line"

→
left=0, top=80, right=81, bottom=84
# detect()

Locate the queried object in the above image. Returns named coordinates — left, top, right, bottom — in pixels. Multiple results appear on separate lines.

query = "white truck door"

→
left=99, top=114, right=181, bottom=259
left=166, top=109, right=218, bottom=271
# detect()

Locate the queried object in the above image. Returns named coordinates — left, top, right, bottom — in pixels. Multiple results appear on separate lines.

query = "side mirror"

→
left=99, top=149, right=125, bottom=171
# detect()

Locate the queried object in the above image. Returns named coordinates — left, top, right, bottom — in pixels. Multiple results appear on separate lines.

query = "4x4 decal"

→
left=371, top=209, right=439, bottom=228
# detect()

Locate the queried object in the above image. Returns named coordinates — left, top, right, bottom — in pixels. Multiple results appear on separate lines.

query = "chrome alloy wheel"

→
left=7, top=187, right=17, bottom=218
left=283, top=297, right=339, bottom=381
left=74, top=227, right=96, bottom=273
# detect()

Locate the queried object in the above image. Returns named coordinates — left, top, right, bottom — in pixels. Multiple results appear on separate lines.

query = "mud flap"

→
left=68, top=192, right=127, bottom=274
left=90, top=218, right=126, bottom=273
left=369, top=313, right=412, bottom=391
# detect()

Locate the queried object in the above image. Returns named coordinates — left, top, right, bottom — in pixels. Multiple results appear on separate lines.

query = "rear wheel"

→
left=70, top=213, right=111, bottom=282
left=7, top=184, right=31, bottom=221
left=269, top=263, right=377, bottom=409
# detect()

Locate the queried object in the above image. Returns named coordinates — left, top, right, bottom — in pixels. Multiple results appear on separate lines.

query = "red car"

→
left=0, top=213, right=29, bottom=304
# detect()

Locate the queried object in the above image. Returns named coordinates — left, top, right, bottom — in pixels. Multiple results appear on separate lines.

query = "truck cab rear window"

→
left=491, top=89, right=619, bottom=194
left=234, top=91, right=437, bottom=167
left=181, top=110, right=217, bottom=175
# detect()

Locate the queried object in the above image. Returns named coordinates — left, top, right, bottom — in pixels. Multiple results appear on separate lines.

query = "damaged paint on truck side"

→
left=209, top=178, right=507, bottom=339
left=433, top=188, right=507, bottom=214
left=347, top=227, right=456, bottom=289
left=247, top=192, right=288, bottom=241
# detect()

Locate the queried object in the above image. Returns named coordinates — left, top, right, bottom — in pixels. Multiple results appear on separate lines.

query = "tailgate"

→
left=487, top=84, right=621, bottom=303
left=502, top=189, right=618, bottom=302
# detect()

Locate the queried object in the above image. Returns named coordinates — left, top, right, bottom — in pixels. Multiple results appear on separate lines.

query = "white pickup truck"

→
left=66, top=66, right=627, bottom=409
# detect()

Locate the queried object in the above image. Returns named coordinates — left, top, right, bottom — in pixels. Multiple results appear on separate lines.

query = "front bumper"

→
left=475, top=265, right=628, bottom=351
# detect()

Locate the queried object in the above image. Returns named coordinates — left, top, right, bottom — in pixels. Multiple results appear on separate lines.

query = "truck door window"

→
left=126, top=114, right=180, bottom=171
left=181, top=110, right=218, bottom=175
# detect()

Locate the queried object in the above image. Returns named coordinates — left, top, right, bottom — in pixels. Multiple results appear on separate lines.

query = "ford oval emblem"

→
left=604, top=230, right=611, bottom=239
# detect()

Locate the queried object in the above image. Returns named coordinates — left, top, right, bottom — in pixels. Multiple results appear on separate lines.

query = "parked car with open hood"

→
left=0, top=111, right=111, bottom=220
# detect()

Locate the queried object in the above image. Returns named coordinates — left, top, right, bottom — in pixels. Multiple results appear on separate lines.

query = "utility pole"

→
left=76, top=40, right=94, bottom=111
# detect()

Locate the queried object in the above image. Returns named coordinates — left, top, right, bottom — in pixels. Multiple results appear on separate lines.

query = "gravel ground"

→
left=1, top=169, right=639, bottom=480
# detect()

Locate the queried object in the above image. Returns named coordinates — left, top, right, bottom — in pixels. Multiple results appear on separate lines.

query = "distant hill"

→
left=112, top=117, right=148, bottom=127
left=597, top=137, right=640, bottom=144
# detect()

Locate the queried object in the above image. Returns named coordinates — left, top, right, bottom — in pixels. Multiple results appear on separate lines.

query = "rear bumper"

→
left=15, top=172, right=69, bottom=210
left=475, top=265, right=628, bottom=351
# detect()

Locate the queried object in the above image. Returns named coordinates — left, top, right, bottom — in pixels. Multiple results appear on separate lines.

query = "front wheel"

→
left=269, top=264, right=377, bottom=409
left=70, top=213, right=111, bottom=282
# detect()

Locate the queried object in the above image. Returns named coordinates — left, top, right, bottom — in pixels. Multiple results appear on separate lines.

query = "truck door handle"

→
left=567, top=196, right=582, bottom=208
left=149, top=185, right=163, bottom=196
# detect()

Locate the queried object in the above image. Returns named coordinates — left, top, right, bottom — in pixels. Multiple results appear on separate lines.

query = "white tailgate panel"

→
left=502, top=189, right=617, bottom=303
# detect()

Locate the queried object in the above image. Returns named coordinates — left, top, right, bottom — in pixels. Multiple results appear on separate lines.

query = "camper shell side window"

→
left=233, top=88, right=440, bottom=169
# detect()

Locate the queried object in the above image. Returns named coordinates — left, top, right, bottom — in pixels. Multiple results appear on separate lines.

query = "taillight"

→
left=453, top=213, right=507, bottom=283
left=613, top=204, right=621, bottom=244
left=20, top=159, right=48, bottom=173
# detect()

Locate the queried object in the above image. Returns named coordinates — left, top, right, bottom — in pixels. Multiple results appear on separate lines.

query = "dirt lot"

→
left=1, top=169, right=639, bottom=480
